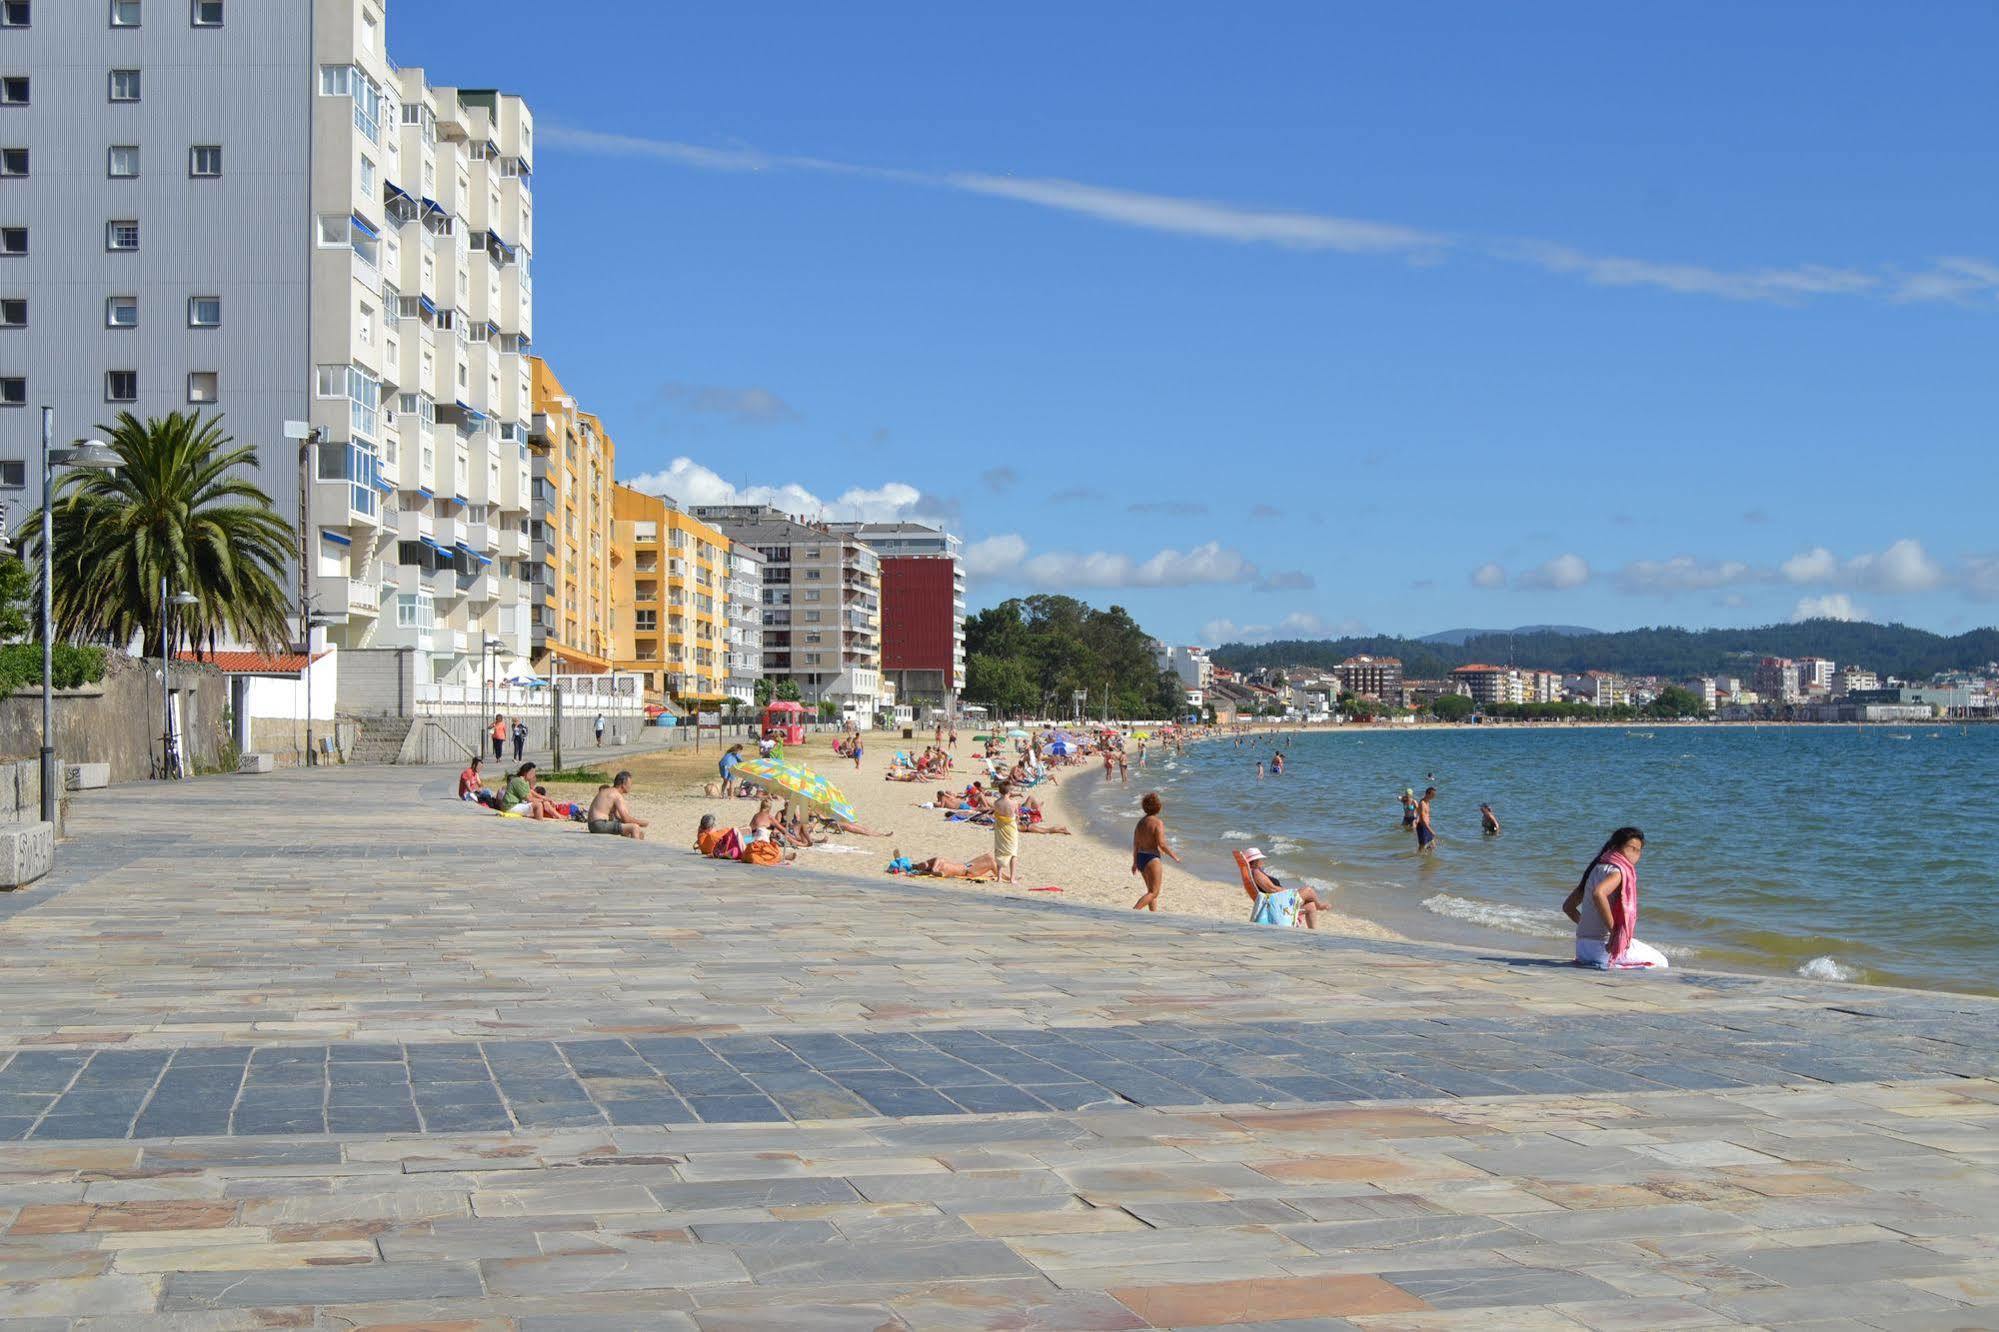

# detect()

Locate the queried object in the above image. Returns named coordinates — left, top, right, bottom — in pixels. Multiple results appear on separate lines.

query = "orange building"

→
left=610, top=484, right=731, bottom=701
left=526, top=358, right=616, bottom=672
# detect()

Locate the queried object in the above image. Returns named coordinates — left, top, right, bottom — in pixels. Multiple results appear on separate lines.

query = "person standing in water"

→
left=1400, top=788, right=1417, bottom=827
left=1415, top=786, right=1436, bottom=852
left=1129, top=791, right=1181, bottom=911
left=1563, top=826, right=1665, bottom=969
left=1480, top=802, right=1501, bottom=835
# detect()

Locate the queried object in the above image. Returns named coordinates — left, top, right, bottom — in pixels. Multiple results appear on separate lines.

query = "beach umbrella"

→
left=1006, top=728, right=1030, bottom=739
left=732, top=757, right=857, bottom=825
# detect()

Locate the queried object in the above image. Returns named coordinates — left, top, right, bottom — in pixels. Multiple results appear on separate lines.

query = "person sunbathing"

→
left=1018, top=797, right=1071, bottom=834
left=909, top=852, right=999, bottom=879
left=928, top=789, right=969, bottom=810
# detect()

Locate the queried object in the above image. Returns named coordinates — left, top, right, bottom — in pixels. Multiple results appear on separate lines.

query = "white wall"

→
left=240, top=653, right=337, bottom=723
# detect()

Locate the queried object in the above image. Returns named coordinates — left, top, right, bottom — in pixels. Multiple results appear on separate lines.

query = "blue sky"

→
left=396, top=1, right=1997, bottom=645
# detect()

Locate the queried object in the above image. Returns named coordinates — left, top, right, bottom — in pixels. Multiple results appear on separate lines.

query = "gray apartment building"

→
left=1, top=0, right=537, bottom=691
left=687, top=504, right=885, bottom=720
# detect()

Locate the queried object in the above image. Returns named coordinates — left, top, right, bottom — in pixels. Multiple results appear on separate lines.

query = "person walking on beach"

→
left=510, top=717, right=527, bottom=763
left=1563, top=826, right=1665, bottom=969
left=490, top=714, right=507, bottom=761
left=991, top=782, right=1020, bottom=885
left=1130, top=791, right=1181, bottom=911
left=851, top=733, right=864, bottom=771
left=593, top=712, right=607, bottom=747
left=1415, top=786, right=1437, bottom=852
left=718, top=743, right=743, bottom=796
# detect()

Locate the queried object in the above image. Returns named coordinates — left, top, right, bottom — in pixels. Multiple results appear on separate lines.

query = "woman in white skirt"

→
left=1563, top=826, right=1668, bottom=969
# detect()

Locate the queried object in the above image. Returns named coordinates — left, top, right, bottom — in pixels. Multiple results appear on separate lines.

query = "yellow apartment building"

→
left=610, top=484, right=731, bottom=701
left=527, top=358, right=616, bottom=672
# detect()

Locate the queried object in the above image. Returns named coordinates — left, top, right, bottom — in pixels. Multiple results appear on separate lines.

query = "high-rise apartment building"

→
left=1450, top=663, right=1522, bottom=706
left=526, top=358, right=613, bottom=672
left=610, top=485, right=729, bottom=701
left=825, top=522, right=964, bottom=715
left=1333, top=655, right=1403, bottom=701
left=1754, top=656, right=1802, bottom=704
left=721, top=545, right=764, bottom=706
left=689, top=505, right=883, bottom=719
left=1, top=0, right=535, bottom=684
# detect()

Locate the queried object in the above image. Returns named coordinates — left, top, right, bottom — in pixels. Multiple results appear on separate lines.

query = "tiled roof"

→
left=176, top=651, right=326, bottom=674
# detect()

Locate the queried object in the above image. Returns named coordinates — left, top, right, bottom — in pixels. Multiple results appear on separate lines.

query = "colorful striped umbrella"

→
left=731, top=757, right=857, bottom=825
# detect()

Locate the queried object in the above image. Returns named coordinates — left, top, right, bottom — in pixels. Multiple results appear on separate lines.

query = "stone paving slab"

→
left=0, top=769, right=1992, bottom=1326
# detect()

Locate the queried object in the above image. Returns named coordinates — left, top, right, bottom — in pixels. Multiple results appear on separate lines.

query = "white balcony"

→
left=497, top=529, right=526, bottom=558
left=317, top=576, right=380, bottom=618
left=463, top=520, right=492, bottom=550
left=395, top=509, right=433, bottom=543
left=432, top=514, right=462, bottom=547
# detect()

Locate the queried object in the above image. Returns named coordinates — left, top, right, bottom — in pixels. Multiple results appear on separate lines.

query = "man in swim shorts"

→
left=1416, top=786, right=1437, bottom=852
left=586, top=771, right=649, bottom=839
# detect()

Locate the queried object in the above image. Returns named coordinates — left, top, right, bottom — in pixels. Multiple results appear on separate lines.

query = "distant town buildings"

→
left=1334, top=655, right=1403, bottom=701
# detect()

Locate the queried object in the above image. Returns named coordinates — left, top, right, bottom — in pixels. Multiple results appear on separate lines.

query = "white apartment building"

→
left=1835, top=666, right=1879, bottom=696
left=1796, top=656, right=1836, bottom=693
left=689, top=505, right=884, bottom=718
left=0, top=0, right=532, bottom=686
left=1156, top=645, right=1213, bottom=691
left=721, top=544, right=764, bottom=707
left=1684, top=677, right=1719, bottom=711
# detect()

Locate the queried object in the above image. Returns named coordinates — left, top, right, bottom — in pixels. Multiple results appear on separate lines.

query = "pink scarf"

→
left=1600, top=849, right=1643, bottom=966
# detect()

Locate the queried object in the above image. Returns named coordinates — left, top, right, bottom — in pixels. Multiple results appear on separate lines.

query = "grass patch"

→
left=538, top=768, right=611, bottom=785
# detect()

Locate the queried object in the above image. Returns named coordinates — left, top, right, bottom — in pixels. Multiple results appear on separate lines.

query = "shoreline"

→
left=541, top=736, right=1402, bottom=939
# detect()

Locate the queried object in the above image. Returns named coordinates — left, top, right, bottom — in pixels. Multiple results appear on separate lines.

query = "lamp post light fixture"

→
left=160, top=586, right=198, bottom=779
left=34, top=411, right=121, bottom=821
left=481, top=636, right=506, bottom=726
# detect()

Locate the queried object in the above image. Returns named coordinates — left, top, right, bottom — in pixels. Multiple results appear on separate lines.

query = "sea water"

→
left=1080, top=725, right=1998, bottom=996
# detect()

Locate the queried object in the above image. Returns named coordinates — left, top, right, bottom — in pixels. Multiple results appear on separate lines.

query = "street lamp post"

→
left=30, top=412, right=120, bottom=821
left=302, top=607, right=334, bottom=765
left=160, top=584, right=197, bottom=779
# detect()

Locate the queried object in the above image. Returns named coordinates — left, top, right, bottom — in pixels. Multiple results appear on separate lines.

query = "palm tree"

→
left=19, top=411, right=296, bottom=654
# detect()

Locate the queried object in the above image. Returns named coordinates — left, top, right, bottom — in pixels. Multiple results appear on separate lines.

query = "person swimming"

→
left=1480, top=802, right=1500, bottom=835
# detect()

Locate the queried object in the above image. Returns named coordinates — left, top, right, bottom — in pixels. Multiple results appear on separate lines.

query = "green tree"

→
left=0, top=555, right=32, bottom=642
left=816, top=699, right=838, bottom=722
left=21, top=411, right=295, bottom=652
left=1430, top=693, right=1476, bottom=722
left=753, top=677, right=773, bottom=708
left=1648, top=685, right=1708, bottom=718
left=965, top=652, right=1037, bottom=717
left=772, top=678, right=801, bottom=703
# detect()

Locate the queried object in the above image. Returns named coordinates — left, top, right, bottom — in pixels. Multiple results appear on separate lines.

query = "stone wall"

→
left=335, top=648, right=420, bottom=718
left=0, top=654, right=230, bottom=785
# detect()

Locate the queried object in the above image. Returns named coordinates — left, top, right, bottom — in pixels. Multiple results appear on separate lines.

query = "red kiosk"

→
left=760, top=700, right=807, bottom=746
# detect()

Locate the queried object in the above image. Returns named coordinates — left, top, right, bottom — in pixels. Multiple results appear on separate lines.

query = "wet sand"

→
left=541, top=734, right=1400, bottom=938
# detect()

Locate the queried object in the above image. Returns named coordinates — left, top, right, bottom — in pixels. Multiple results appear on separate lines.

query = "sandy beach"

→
left=538, top=732, right=1401, bottom=939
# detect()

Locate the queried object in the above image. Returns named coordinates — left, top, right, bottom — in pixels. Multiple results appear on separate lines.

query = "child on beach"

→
left=1129, top=791, right=1181, bottom=912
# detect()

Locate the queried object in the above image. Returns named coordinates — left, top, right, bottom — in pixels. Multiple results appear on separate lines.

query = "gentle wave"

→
left=1221, top=829, right=1253, bottom=840
left=1797, top=955, right=1856, bottom=982
left=1269, top=838, right=1302, bottom=855
left=1421, top=893, right=1572, bottom=940
left=1300, top=876, right=1338, bottom=896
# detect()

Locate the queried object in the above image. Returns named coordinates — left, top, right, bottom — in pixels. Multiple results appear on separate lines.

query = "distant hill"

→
left=1418, top=624, right=1600, bottom=646
left=1213, top=619, right=1999, bottom=681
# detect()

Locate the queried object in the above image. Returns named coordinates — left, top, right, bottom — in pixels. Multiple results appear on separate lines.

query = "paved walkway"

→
left=0, top=768, right=1993, bottom=1328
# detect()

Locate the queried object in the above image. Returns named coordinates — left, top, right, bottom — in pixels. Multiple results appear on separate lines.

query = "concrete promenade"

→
left=0, top=769, right=1993, bottom=1328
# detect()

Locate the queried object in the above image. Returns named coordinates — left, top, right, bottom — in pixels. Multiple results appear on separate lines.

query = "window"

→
left=316, top=213, right=349, bottom=247
left=109, top=69, right=140, bottom=101
left=189, top=144, right=221, bottom=177
left=107, top=145, right=139, bottom=177
left=0, top=78, right=27, bottom=106
left=0, top=377, right=22, bottom=406
left=109, top=0, right=139, bottom=26
left=0, top=3, right=26, bottom=29
left=106, top=370, right=137, bottom=402
left=0, top=227, right=23, bottom=255
left=0, top=298, right=21, bottom=327
left=190, top=0, right=221, bottom=24
left=187, top=295, right=219, bottom=327
left=105, top=296, right=137, bottom=327
left=0, top=148, right=25, bottom=177
left=358, top=154, right=374, bottom=194
left=106, top=220, right=139, bottom=250
left=187, top=371, right=217, bottom=403
left=0, top=460, right=22, bottom=487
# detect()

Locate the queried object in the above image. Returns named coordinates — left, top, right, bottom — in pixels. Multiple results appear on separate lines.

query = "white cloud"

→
left=1200, top=611, right=1362, bottom=645
left=1846, top=538, right=1943, bottom=593
left=1518, top=553, right=1591, bottom=590
left=1470, top=562, right=1507, bottom=589
left=1781, top=546, right=1839, bottom=583
left=1021, top=540, right=1255, bottom=590
left=622, top=457, right=940, bottom=523
left=1793, top=594, right=1866, bottom=622
left=543, top=125, right=1999, bottom=311
left=946, top=173, right=1444, bottom=256
left=1501, top=241, right=1878, bottom=305
left=1782, top=539, right=1943, bottom=593
left=1616, top=555, right=1757, bottom=595
left=963, top=534, right=1029, bottom=579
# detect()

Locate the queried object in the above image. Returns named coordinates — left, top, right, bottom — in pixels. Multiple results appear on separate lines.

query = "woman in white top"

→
left=1562, top=826, right=1668, bottom=969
